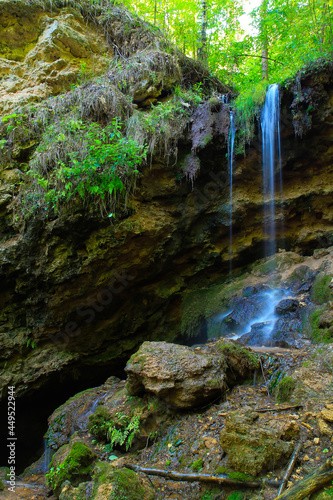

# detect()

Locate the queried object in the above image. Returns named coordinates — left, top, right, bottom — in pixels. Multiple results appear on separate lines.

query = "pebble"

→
left=303, top=455, right=310, bottom=461
left=314, top=437, right=320, bottom=445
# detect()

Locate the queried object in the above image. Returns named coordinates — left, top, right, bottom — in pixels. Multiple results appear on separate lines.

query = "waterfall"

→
left=43, top=438, right=52, bottom=473
left=261, top=84, right=282, bottom=258
left=228, top=111, right=236, bottom=278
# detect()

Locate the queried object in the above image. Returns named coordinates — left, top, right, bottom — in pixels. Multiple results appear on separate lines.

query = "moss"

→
left=46, top=441, right=97, bottom=494
left=308, top=308, right=333, bottom=344
left=0, top=479, right=4, bottom=491
left=217, top=342, right=259, bottom=369
left=180, top=279, right=246, bottom=338
left=275, top=376, right=296, bottom=403
left=93, top=464, right=152, bottom=500
left=87, top=407, right=110, bottom=441
left=215, top=466, right=229, bottom=475
left=226, top=493, right=245, bottom=500
left=191, top=457, right=203, bottom=472
left=311, top=273, right=333, bottom=305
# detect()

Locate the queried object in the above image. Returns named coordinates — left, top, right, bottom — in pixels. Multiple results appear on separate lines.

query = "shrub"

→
left=27, top=118, right=145, bottom=215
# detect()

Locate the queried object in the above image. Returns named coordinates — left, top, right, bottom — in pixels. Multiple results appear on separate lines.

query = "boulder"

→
left=45, top=377, right=123, bottom=451
left=125, top=341, right=227, bottom=409
left=220, top=411, right=298, bottom=476
left=48, top=441, right=97, bottom=497
left=275, top=298, right=299, bottom=315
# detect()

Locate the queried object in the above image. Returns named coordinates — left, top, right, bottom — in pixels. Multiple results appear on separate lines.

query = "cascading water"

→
left=261, top=83, right=282, bottom=258
left=43, top=438, right=52, bottom=473
left=228, top=111, right=236, bottom=279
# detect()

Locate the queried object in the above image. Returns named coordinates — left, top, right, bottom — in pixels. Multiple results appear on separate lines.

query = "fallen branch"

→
left=124, top=464, right=280, bottom=489
left=255, top=404, right=303, bottom=413
left=274, top=458, right=333, bottom=500
left=277, top=442, right=302, bottom=496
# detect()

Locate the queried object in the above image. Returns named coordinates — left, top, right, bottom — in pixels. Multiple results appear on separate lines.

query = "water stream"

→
left=261, top=83, right=282, bottom=258
left=228, top=110, right=236, bottom=279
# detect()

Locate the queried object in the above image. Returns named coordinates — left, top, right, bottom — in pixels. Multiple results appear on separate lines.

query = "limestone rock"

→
left=0, top=1, right=113, bottom=115
left=125, top=341, right=227, bottom=409
left=49, top=440, right=97, bottom=496
left=317, top=416, right=333, bottom=437
left=321, top=407, right=333, bottom=423
left=219, top=411, right=297, bottom=476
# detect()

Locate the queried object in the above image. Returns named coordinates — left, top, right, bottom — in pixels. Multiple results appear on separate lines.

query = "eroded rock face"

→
left=125, top=341, right=227, bottom=409
left=0, top=1, right=113, bottom=114
left=0, top=3, right=331, bottom=471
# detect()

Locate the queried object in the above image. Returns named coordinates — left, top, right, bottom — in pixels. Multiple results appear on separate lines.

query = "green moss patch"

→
left=311, top=273, right=333, bottom=305
left=93, top=463, right=154, bottom=500
left=46, top=441, right=97, bottom=495
left=275, top=376, right=296, bottom=403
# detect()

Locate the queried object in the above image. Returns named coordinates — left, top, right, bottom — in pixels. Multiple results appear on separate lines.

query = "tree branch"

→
left=124, top=464, right=280, bottom=489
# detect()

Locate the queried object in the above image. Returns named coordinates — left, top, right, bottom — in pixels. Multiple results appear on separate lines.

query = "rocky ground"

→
left=2, top=339, right=333, bottom=500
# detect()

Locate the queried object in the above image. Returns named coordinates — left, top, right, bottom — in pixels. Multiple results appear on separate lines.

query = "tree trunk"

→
left=274, top=458, right=333, bottom=500
left=197, top=0, right=208, bottom=64
left=262, top=45, right=269, bottom=80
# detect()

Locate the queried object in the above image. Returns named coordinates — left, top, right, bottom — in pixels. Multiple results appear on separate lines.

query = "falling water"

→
left=261, top=84, right=282, bottom=258
left=228, top=111, right=236, bottom=278
left=43, top=438, right=52, bottom=473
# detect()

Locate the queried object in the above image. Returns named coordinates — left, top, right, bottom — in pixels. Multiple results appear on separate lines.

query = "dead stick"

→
left=124, top=464, right=280, bottom=489
left=277, top=442, right=302, bottom=496
left=255, top=404, right=303, bottom=413
left=274, top=458, right=333, bottom=500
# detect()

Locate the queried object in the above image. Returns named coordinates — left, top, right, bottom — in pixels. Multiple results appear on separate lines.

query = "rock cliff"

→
left=0, top=0, right=332, bottom=473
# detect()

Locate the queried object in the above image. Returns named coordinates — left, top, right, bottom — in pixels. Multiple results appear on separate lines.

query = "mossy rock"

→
left=47, top=441, right=97, bottom=496
left=220, top=411, right=297, bottom=476
left=310, top=485, right=333, bottom=499
left=311, top=272, right=333, bottom=305
left=275, top=376, right=296, bottom=403
left=92, top=463, right=155, bottom=500
left=87, top=389, right=166, bottom=451
left=59, top=480, right=92, bottom=499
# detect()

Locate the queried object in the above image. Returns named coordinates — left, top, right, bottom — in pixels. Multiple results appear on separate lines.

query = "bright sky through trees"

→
left=123, top=0, right=333, bottom=91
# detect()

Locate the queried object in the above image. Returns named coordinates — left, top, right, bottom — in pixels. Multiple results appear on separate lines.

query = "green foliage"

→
left=191, top=457, right=203, bottom=472
left=28, top=118, right=145, bottom=215
left=311, top=273, right=333, bottom=305
left=226, top=492, right=244, bottom=500
left=232, top=80, right=268, bottom=151
left=92, top=464, right=149, bottom=500
left=46, top=441, right=96, bottom=493
left=200, top=490, right=220, bottom=500
left=308, top=308, right=333, bottom=344
left=88, top=408, right=141, bottom=451
left=126, top=86, right=202, bottom=162
left=275, top=376, right=295, bottom=403
left=217, top=342, right=260, bottom=369
left=26, top=338, right=37, bottom=349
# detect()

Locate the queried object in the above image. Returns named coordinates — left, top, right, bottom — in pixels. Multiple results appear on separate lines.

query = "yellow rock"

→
left=317, top=416, right=333, bottom=437
left=321, top=407, right=333, bottom=423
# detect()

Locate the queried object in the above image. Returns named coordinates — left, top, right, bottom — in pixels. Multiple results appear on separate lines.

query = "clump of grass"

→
left=232, top=80, right=268, bottom=154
